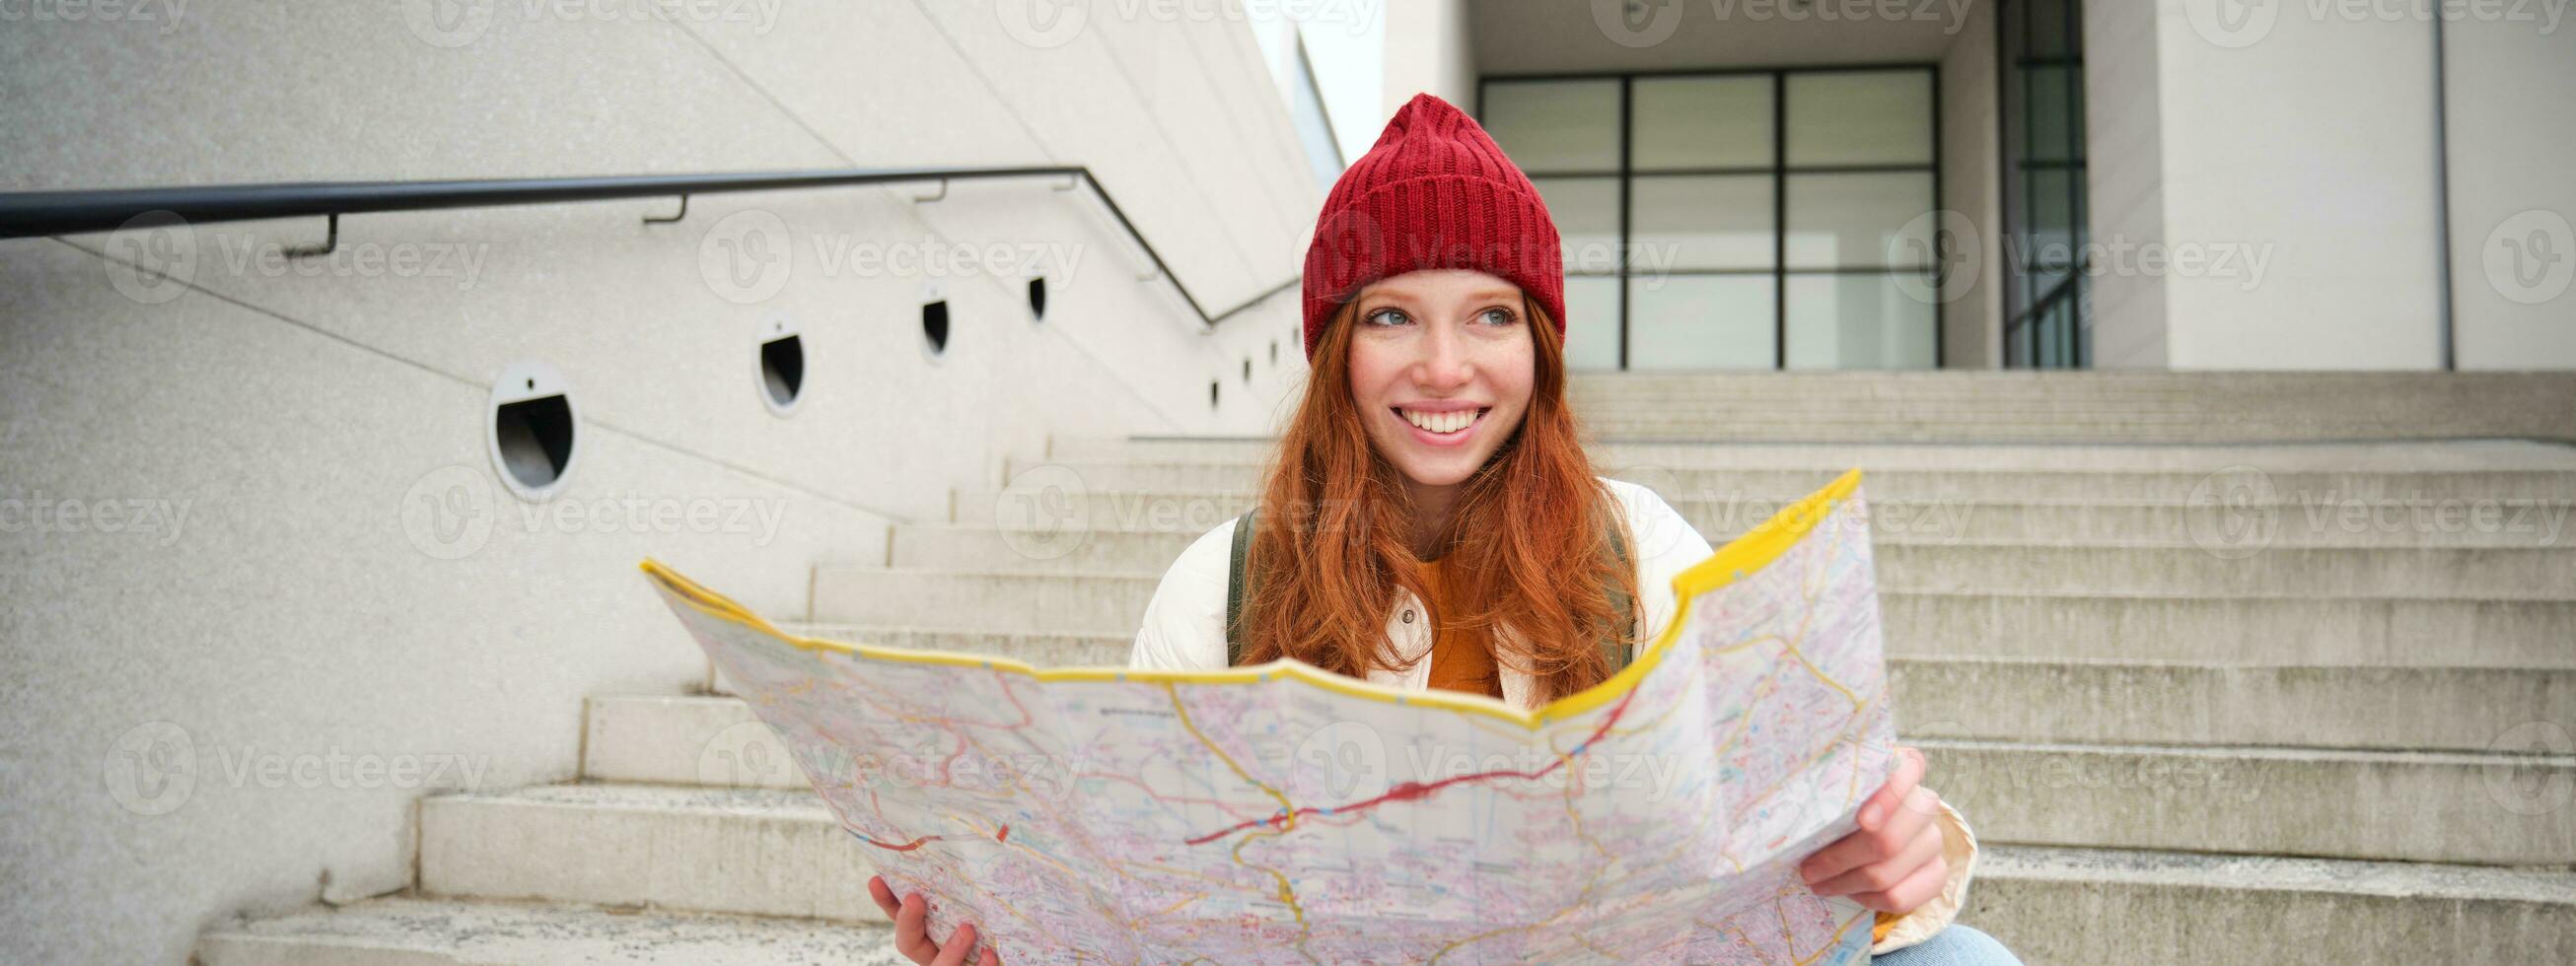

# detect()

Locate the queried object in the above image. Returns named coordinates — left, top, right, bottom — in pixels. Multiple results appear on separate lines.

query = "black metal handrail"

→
left=2004, top=270, right=2087, bottom=369
left=0, top=166, right=1295, bottom=327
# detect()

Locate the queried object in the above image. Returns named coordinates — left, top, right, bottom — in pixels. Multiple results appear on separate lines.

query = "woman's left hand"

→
left=1796, top=745, right=1948, bottom=915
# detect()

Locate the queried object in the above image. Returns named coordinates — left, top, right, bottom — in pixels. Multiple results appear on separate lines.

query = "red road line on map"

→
left=860, top=790, right=943, bottom=853
left=1182, top=689, right=1641, bottom=847
left=860, top=834, right=945, bottom=852
left=998, top=670, right=1036, bottom=729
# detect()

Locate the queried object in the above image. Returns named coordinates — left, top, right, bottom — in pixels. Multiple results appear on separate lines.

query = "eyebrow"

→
left=1363, top=287, right=1522, bottom=305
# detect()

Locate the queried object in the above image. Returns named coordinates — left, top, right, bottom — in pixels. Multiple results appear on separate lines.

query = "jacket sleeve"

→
left=1868, top=797, right=1979, bottom=954
left=1127, top=518, right=1236, bottom=671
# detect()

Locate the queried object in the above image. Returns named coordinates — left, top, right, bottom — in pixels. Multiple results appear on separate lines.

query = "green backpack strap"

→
left=1224, top=508, right=1258, bottom=666
left=1602, top=507, right=1636, bottom=675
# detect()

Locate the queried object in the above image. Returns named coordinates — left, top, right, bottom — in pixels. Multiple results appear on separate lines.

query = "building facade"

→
left=1359, top=0, right=2574, bottom=371
left=2, top=2, right=2570, bottom=963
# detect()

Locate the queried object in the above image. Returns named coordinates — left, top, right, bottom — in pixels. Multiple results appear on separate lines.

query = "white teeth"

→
left=1401, top=408, right=1479, bottom=435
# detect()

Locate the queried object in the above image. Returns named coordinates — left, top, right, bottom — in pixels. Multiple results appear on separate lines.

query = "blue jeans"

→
left=1872, top=925, right=2023, bottom=965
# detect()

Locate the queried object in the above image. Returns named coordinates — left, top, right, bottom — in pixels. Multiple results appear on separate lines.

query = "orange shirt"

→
left=1416, top=556, right=1503, bottom=700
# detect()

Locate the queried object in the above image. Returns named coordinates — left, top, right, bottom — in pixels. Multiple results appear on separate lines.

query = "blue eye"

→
left=1361, top=307, right=1518, bottom=327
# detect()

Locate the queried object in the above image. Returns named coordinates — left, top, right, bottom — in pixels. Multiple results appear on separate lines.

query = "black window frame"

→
left=1997, top=0, right=2091, bottom=368
left=1478, top=64, right=1947, bottom=372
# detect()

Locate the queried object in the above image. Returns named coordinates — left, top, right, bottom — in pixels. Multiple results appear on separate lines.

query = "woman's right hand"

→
left=868, top=874, right=1002, bottom=966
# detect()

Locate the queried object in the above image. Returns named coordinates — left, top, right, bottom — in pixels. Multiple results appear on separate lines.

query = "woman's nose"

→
left=1414, top=324, right=1472, bottom=387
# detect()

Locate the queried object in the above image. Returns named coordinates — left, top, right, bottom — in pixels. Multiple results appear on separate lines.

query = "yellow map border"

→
left=641, top=468, right=1863, bottom=730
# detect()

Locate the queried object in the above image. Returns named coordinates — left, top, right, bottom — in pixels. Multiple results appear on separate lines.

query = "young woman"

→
left=872, top=93, right=2019, bottom=965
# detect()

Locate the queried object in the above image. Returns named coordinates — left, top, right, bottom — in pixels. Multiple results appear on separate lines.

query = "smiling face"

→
left=1344, top=268, right=1538, bottom=503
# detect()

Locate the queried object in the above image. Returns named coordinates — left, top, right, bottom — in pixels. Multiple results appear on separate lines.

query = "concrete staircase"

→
left=198, top=374, right=2576, bottom=964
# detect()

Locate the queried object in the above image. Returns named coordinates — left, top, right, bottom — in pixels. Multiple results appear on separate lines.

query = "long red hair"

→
left=1236, top=296, right=1639, bottom=703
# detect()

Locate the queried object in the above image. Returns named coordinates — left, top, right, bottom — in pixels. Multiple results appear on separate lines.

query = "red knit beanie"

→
left=1301, top=92, right=1565, bottom=360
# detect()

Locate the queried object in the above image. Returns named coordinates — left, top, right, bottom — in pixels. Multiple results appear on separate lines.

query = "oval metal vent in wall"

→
left=487, top=362, right=577, bottom=502
left=922, top=280, right=950, bottom=359
left=759, top=314, right=804, bottom=415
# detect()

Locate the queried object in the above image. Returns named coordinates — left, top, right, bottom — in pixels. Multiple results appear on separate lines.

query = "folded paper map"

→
left=640, top=469, right=1896, bottom=963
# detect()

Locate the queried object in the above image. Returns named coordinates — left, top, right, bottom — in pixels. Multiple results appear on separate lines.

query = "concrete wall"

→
left=2443, top=14, right=2576, bottom=369
left=1383, top=0, right=1476, bottom=119
left=2085, top=0, right=2569, bottom=370
left=1939, top=0, right=2005, bottom=369
left=2155, top=0, right=2448, bottom=369
left=2083, top=0, right=2174, bottom=368
left=0, top=2, right=1318, bottom=963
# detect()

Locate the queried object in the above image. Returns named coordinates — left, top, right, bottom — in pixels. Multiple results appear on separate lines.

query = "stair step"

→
left=1050, top=373, right=2576, bottom=445
left=1566, top=418, right=2559, bottom=445
left=807, top=570, right=2576, bottom=667
left=809, top=570, right=1155, bottom=637
left=830, top=641, right=2561, bottom=748
left=194, top=853, right=2576, bottom=966
left=998, top=467, right=2576, bottom=508
left=623, top=652, right=2575, bottom=765
left=1968, top=845, right=2576, bottom=965
left=886, top=525, right=2576, bottom=597
left=1885, top=590, right=2576, bottom=667
left=586, top=695, right=816, bottom=791
left=1039, top=439, right=2576, bottom=473
left=565, top=707, right=2575, bottom=864
left=1894, top=658, right=2574, bottom=752
left=195, top=896, right=900, bottom=965
left=699, top=623, right=1133, bottom=698
left=970, top=483, right=2576, bottom=547
left=417, top=783, right=886, bottom=925
left=1554, top=371, right=2576, bottom=444
left=1916, top=739, right=2576, bottom=864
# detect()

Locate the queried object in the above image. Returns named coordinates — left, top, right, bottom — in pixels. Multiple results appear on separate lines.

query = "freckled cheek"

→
left=1482, top=349, right=1536, bottom=409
